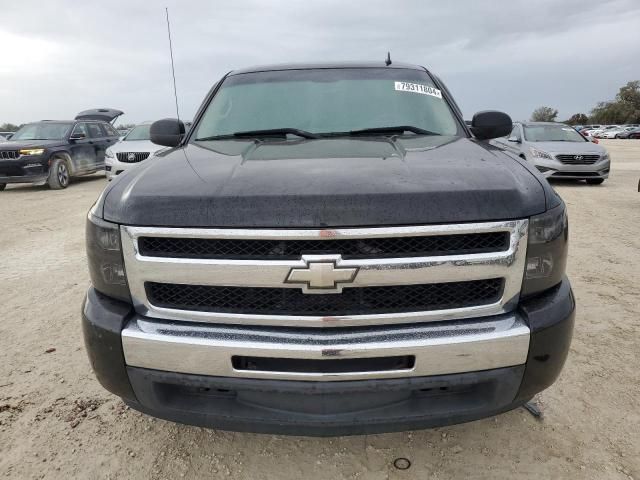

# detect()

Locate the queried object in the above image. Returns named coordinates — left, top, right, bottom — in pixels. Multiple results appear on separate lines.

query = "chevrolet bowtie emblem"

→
left=285, top=255, right=358, bottom=293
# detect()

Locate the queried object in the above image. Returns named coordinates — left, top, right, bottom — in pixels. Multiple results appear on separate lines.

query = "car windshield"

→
left=11, top=122, right=73, bottom=141
left=523, top=125, right=586, bottom=142
left=193, top=68, right=461, bottom=140
left=124, top=124, right=151, bottom=141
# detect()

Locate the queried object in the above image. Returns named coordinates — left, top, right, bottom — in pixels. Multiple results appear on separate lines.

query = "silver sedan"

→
left=492, top=122, right=610, bottom=185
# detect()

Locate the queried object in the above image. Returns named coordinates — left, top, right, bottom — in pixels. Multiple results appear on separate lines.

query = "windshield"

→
left=11, top=122, right=73, bottom=141
left=523, top=125, right=586, bottom=142
left=124, top=124, right=151, bottom=141
left=193, top=68, right=461, bottom=140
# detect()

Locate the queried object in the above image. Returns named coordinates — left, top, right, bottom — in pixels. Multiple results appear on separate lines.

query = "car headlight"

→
left=529, top=147, right=553, bottom=160
left=522, top=203, right=568, bottom=297
left=105, top=149, right=114, bottom=158
left=86, top=212, right=130, bottom=302
left=602, top=152, right=610, bottom=161
left=19, top=148, right=45, bottom=156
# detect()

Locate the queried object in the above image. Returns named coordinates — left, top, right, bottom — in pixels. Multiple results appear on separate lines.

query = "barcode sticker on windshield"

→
left=395, top=82, right=442, bottom=99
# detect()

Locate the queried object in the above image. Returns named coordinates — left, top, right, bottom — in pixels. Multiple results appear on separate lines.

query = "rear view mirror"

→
left=150, top=118, right=185, bottom=147
left=470, top=111, right=512, bottom=140
left=507, top=136, right=521, bottom=143
left=70, top=132, right=86, bottom=141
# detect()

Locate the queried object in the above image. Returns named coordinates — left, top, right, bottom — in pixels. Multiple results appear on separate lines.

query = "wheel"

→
left=586, top=178, right=605, bottom=185
left=0, top=183, right=6, bottom=191
left=47, top=157, right=70, bottom=189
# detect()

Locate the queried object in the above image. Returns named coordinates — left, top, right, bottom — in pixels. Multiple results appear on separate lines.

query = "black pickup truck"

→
left=83, top=62, right=574, bottom=436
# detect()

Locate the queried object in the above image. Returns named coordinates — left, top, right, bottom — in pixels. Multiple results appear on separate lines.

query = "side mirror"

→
left=507, top=136, right=521, bottom=143
left=470, top=111, right=512, bottom=140
left=150, top=118, right=185, bottom=147
left=69, top=132, right=86, bottom=141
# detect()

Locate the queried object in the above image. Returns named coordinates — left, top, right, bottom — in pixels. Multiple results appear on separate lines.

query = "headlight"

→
left=105, top=149, right=114, bottom=158
left=602, top=152, right=610, bottom=161
left=522, top=203, right=568, bottom=297
left=19, top=148, right=45, bottom=156
left=529, top=147, right=553, bottom=160
left=86, top=212, right=130, bottom=302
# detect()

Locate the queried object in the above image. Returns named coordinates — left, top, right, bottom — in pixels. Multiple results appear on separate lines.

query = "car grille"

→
left=555, top=154, right=600, bottom=165
left=145, top=279, right=504, bottom=316
left=137, top=232, right=510, bottom=260
left=116, top=152, right=150, bottom=163
left=0, top=150, right=19, bottom=160
left=121, top=221, right=528, bottom=327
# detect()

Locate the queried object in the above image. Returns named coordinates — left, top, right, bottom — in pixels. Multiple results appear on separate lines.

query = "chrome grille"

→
left=0, top=150, right=19, bottom=160
left=116, top=152, right=150, bottom=163
left=555, top=154, right=600, bottom=165
left=121, top=221, right=528, bottom=328
left=137, top=231, right=510, bottom=260
left=146, top=279, right=504, bottom=316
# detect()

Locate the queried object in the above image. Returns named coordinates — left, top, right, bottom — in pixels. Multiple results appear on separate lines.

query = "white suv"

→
left=105, top=122, right=167, bottom=180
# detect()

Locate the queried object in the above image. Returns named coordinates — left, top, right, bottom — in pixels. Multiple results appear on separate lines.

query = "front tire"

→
left=0, top=183, right=6, bottom=191
left=48, top=157, right=70, bottom=189
left=586, top=178, right=605, bottom=185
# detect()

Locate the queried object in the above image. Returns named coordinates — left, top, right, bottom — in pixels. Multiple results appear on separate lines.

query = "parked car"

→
left=599, top=126, right=635, bottom=139
left=83, top=61, right=574, bottom=435
left=492, top=121, right=609, bottom=184
left=0, top=109, right=122, bottom=190
left=105, top=122, right=168, bottom=180
left=592, top=125, right=621, bottom=138
left=626, top=128, right=640, bottom=139
left=578, top=128, right=599, bottom=143
left=613, top=127, right=640, bottom=139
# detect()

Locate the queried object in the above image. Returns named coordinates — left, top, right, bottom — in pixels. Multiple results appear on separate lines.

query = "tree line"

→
left=0, top=123, right=23, bottom=132
left=531, top=80, right=640, bottom=124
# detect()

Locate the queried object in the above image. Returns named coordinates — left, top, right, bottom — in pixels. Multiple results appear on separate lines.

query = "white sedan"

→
left=105, top=122, right=168, bottom=180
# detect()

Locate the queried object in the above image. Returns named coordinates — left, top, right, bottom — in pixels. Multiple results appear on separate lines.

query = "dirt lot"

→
left=1, top=139, right=638, bottom=479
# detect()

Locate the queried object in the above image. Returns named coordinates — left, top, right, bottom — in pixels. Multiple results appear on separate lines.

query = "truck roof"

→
left=229, top=61, right=426, bottom=76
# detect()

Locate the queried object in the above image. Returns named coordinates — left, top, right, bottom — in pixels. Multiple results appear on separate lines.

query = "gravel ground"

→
left=1, top=140, right=638, bottom=479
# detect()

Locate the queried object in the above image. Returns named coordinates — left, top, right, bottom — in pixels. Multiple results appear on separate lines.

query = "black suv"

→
left=0, top=109, right=122, bottom=190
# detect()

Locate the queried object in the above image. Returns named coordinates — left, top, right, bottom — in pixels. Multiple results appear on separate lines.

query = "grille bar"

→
left=138, top=231, right=509, bottom=260
left=555, top=154, right=600, bottom=165
left=0, top=150, right=19, bottom=160
left=146, top=279, right=504, bottom=316
left=116, top=152, right=150, bottom=163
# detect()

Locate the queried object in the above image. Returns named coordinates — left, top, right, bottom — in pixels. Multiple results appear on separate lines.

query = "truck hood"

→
left=102, top=136, right=553, bottom=227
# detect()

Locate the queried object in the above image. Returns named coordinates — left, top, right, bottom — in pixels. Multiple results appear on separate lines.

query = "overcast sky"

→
left=2, top=0, right=640, bottom=125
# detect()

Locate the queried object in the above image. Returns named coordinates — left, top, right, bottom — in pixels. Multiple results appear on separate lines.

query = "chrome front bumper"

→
left=122, top=314, right=530, bottom=381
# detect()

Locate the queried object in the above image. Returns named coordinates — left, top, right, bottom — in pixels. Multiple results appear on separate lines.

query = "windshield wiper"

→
left=317, top=126, right=439, bottom=138
left=197, top=128, right=319, bottom=141
left=347, top=126, right=439, bottom=136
